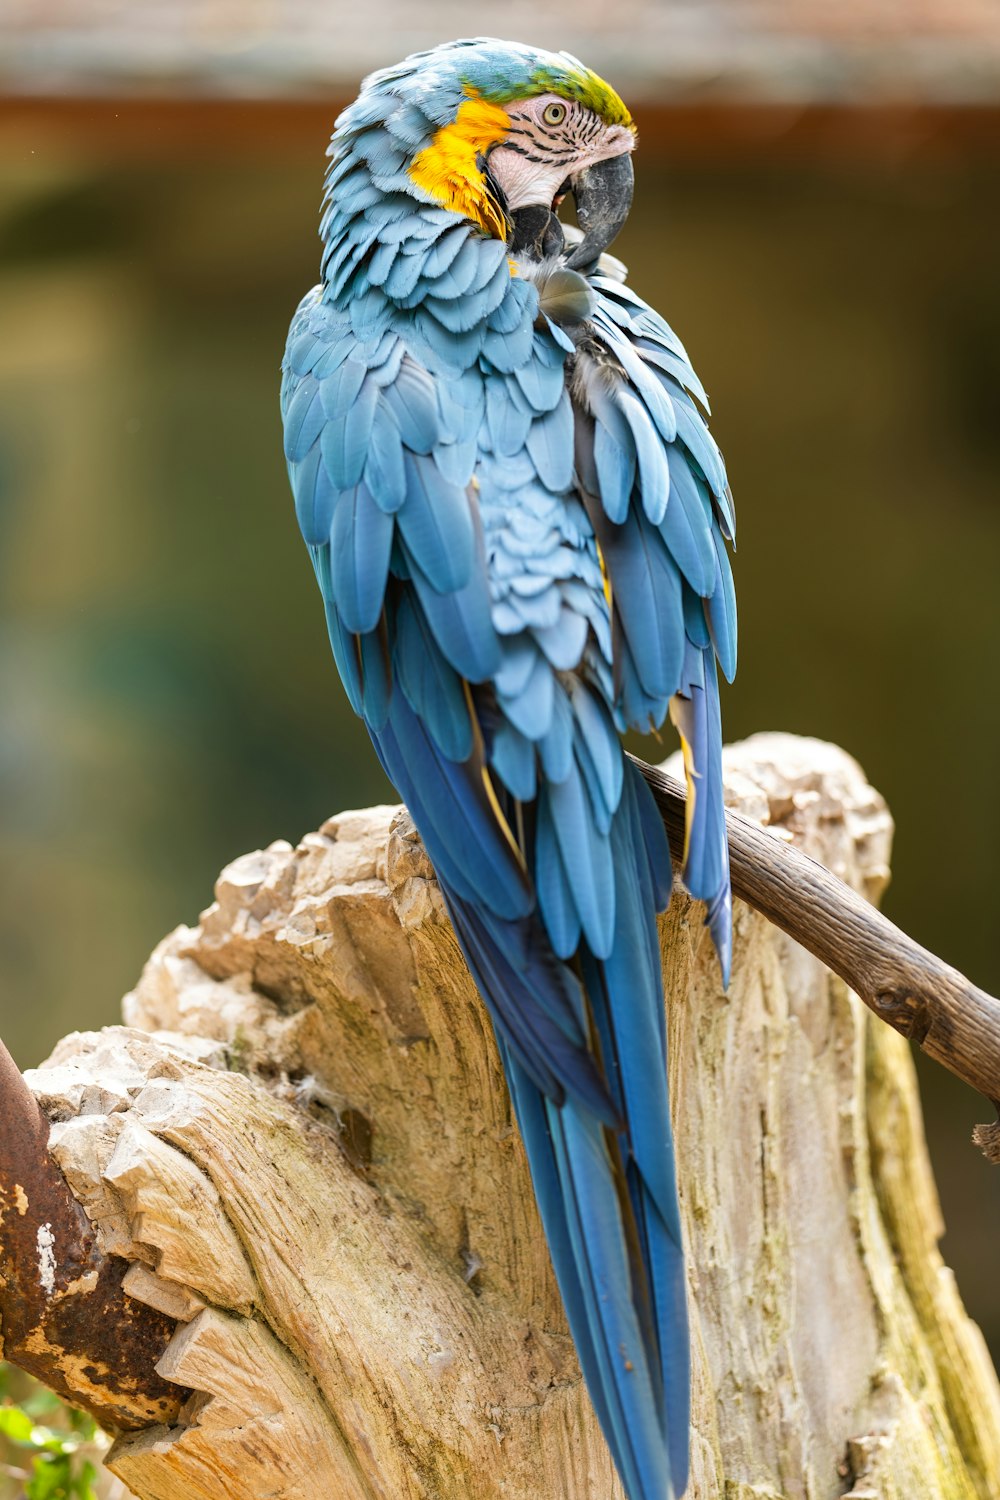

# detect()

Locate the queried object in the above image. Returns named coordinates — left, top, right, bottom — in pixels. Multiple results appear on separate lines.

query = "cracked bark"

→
left=2, top=732, right=999, bottom=1498
left=0, top=1036, right=183, bottom=1432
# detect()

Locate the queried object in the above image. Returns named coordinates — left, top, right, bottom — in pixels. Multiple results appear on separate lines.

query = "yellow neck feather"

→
left=409, top=96, right=511, bottom=239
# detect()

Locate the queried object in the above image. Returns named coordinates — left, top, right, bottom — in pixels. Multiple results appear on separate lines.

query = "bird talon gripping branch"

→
left=280, top=39, right=737, bottom=1499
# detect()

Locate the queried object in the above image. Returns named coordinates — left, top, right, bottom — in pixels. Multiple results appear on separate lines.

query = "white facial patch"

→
left=487, top=94, right=634, bottom=214
left=487, top=151, right=572, bottom=214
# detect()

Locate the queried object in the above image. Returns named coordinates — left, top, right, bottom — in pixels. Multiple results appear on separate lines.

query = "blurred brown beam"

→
left=2, top=95, right=1000, bottom=163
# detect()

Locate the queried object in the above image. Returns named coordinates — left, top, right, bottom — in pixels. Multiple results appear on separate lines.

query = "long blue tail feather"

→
left=446, top=758, right=688, bottom=1500
left=362, top=628, right=692, bottom=1497
left=445, top=892, right=617, bottom=1124
left=367, top=665, right=690, bottom=1495
left=671, top=642, right=732, bottom=984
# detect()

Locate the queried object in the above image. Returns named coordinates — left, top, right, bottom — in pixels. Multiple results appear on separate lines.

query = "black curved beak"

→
left=508, top=203, right=565, bottom=262
left=563, top=152, right=634, bottom=271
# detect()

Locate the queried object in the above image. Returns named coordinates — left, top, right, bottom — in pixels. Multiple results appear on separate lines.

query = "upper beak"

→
left=563, top=152, right=634, bottom=272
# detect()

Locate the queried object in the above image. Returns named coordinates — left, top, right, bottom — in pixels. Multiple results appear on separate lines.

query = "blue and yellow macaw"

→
left=281, top=37, right=735, bottom=1500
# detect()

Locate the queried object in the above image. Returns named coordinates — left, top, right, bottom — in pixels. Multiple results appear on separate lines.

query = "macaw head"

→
left=332, top=38, right=637, bottom=270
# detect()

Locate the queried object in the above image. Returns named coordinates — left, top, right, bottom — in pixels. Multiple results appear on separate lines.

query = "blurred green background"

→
left=1, top=11, right=999, bottom=1375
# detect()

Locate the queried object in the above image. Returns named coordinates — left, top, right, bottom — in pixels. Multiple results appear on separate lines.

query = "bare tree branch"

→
left=635, top=756, right=1000, bottom=1162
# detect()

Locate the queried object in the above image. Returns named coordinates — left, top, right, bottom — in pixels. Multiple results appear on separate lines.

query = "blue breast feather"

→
left=281, top=94, right=737, bottom=1500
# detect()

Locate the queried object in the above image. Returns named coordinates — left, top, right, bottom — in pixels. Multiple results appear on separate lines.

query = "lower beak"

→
left=563, top=153, right=634, bottom=271
left=508, top=203, right=565, bottom=261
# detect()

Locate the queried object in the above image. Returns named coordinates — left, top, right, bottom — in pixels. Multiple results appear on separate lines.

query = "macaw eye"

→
left=542, top=102, right=567, bottom=126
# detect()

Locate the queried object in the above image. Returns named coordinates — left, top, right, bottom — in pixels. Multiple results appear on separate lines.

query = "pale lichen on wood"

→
left=19, top=733, right=1000, bottom=1499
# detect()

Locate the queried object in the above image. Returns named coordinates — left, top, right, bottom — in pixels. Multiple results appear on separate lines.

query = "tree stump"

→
left=16, top=732, right=1000, bottom=1499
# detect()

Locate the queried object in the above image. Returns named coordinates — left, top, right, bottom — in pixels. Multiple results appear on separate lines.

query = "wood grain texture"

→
left=10, top=732, right=998, bottom=1499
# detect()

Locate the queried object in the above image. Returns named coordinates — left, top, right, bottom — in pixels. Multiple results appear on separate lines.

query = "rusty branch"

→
left=0, top=1036, right=184, bottom=1430
left=635, top=757, right=1000, bottom=1160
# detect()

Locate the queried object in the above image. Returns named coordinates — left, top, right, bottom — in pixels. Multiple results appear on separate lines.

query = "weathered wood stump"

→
left=13, top=733, right=1000, bottom=1498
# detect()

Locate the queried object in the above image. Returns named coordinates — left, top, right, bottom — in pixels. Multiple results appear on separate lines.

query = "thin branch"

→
left=635, top=757, right=1000, bottom=1163
left=0, top=1037, right=185, bottom=1429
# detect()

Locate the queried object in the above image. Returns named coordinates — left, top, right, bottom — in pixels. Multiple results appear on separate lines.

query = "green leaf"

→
left=0, top=1404, right=36, bottom=1443
left=26, top=1452, right=72, bottom=1500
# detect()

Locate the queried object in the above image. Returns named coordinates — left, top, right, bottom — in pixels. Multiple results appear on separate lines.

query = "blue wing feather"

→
left=598, top=503, right=685, bottom=703
left=660, top=450, right=717, bottom=596
left=381, top=357, right=440, bottom=451
left=537, top=680, right=575, bottom=783
left=396, top=453, right=474, bottom=593
left=289, top=441, right=335, bottom=546
left=525, top=394, right=575, bottom=493
left=364, top=404, right=407, bottom=511
left=322, top=375, right=378, bottom=487
left=544, top=767, right=615, bottom=960
left=376, top=689, right=533, bottom=921
left=328, top=482, right=394, bottom=635
left=490, top=718, right=537, bottom=801
left=593, top=419, right=636, bottom=525
left=283, top=375, right=326, bottom=463
left=706, top=525, right=738, bottom=683
left=408, top=557, right=501, bottom=682
left=618, top=388, right=671, bottom=525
